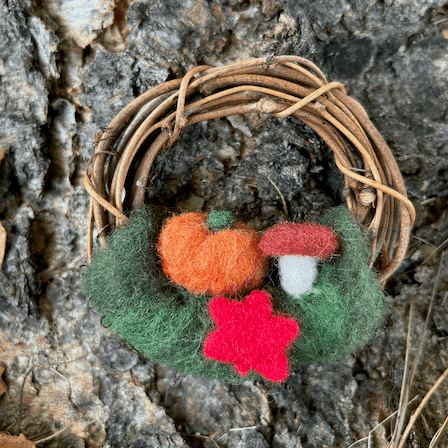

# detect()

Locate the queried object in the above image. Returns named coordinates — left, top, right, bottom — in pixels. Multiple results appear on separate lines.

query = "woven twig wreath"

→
left=83, top=56, right=416, bottom=382
left=85, top=55, right=415, bottom=283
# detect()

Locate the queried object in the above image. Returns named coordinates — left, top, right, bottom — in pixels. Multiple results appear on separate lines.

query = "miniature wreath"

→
left=82, top=56, right=415, bottom=383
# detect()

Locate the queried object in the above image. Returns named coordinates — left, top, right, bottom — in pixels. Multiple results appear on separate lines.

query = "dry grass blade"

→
left=409, top=252, right=446, bottom=386
left=429, top=415, right=448, bottom=448
left=0, top=147, right=5, bottom=269
left=388, top=302, right=414, bottom=448
left=388, top=252, right=447, bottom=448
left=0, top=361, right=6, bottom=397
left=50, top=367, right=73, bottom=404
left=397, top=367, right=448, bottom=448
left=33, top=427, right=67, bottom=444
left=267, top=175, right=290, bottom=220
left=0, top=221, right=6, bottom=269
left=422, top=236, right=448, bottom=265
left=228, top=426, right=258, bottom=432
left=348, top=396, right=420, bottom=448
left=348, top=434, right=370, bottom=446
left=17, top=368, right=34, bottom=436
left=15, top=356, right=86, bottom=436
left=190, top=433, right=220, bottom=448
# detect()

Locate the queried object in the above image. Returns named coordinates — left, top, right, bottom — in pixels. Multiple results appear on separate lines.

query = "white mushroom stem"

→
left=278, top=255, right=318, bottom=297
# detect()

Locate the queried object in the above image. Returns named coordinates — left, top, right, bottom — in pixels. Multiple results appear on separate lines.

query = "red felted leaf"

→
left=203, top=290, right=300, bottom=382
left=208, top=296, right=240, bottom=326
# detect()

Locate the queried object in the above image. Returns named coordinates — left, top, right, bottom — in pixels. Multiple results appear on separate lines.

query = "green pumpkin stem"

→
left=207, top=211, right=233, bottom=231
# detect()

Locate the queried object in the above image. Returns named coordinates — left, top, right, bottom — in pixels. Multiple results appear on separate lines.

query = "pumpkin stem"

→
left=207, top=211, right=233, bottom=231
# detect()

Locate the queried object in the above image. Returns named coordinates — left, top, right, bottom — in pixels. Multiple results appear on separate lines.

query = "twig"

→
left=149, top=146, right=171, bottom=189
left=41, top=354, right=87, bottom=368
left=389, top=252, right=446, bottom=447
left=409, top=252, right=446, bottom=386
left=429, top=415, right=448, bottom=448
left=16, top=355, right=86, bottom=435
left=420, top=197, right=437, bottom=205
left=0, top=221, right=6, bottom=269
left=397, top=367, right=448, bottom=448
left=33, top=427, right=67, bottom=444
left=433, top=17, right=448, bottom=25
left=50, top=367, right=74, bottom=405
left=389, top=302, right=414, bottom=447
left=423, top=237, right=448, bottom=264
left=411, top=235, right=436, bottom=248
left=17, top=368, right=34, bottom=436
left=267, top=176, right=290, bottom=220
left=348, top=435, right=370, bottom=447
left=190, top=433, right=220, bottom=448
left=348, top=396, right=420, bottom=448
left=217, top=426, right=259, bottom=443
left=441, top=290, right=448, bottom=308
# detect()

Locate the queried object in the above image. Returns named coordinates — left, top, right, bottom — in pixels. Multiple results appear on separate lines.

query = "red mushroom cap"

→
left=259, top=222, right=338, bottom=258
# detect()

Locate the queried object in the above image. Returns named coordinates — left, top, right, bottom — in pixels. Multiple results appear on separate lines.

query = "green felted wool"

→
left=82, top=206, right=385, bottom=382
left=206, top=210, right=233, bottom=230
left=82, top=208, right=256, bottom=383
left=283, top=206, right=386, bottom=366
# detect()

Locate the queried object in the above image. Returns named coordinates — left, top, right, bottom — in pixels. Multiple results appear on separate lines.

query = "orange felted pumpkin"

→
left=158, top=211, right=268, bottom=296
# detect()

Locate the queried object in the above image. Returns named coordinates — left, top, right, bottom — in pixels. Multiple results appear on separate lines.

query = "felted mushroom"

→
left=259, top=222, right=338, bottom=297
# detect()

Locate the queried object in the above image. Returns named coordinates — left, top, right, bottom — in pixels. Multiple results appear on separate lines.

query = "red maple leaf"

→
left=203, top=290, right=300, bottom=382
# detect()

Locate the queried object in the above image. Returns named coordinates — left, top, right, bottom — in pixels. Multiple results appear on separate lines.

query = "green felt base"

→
left=82, top=206, right=385, bottom=383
